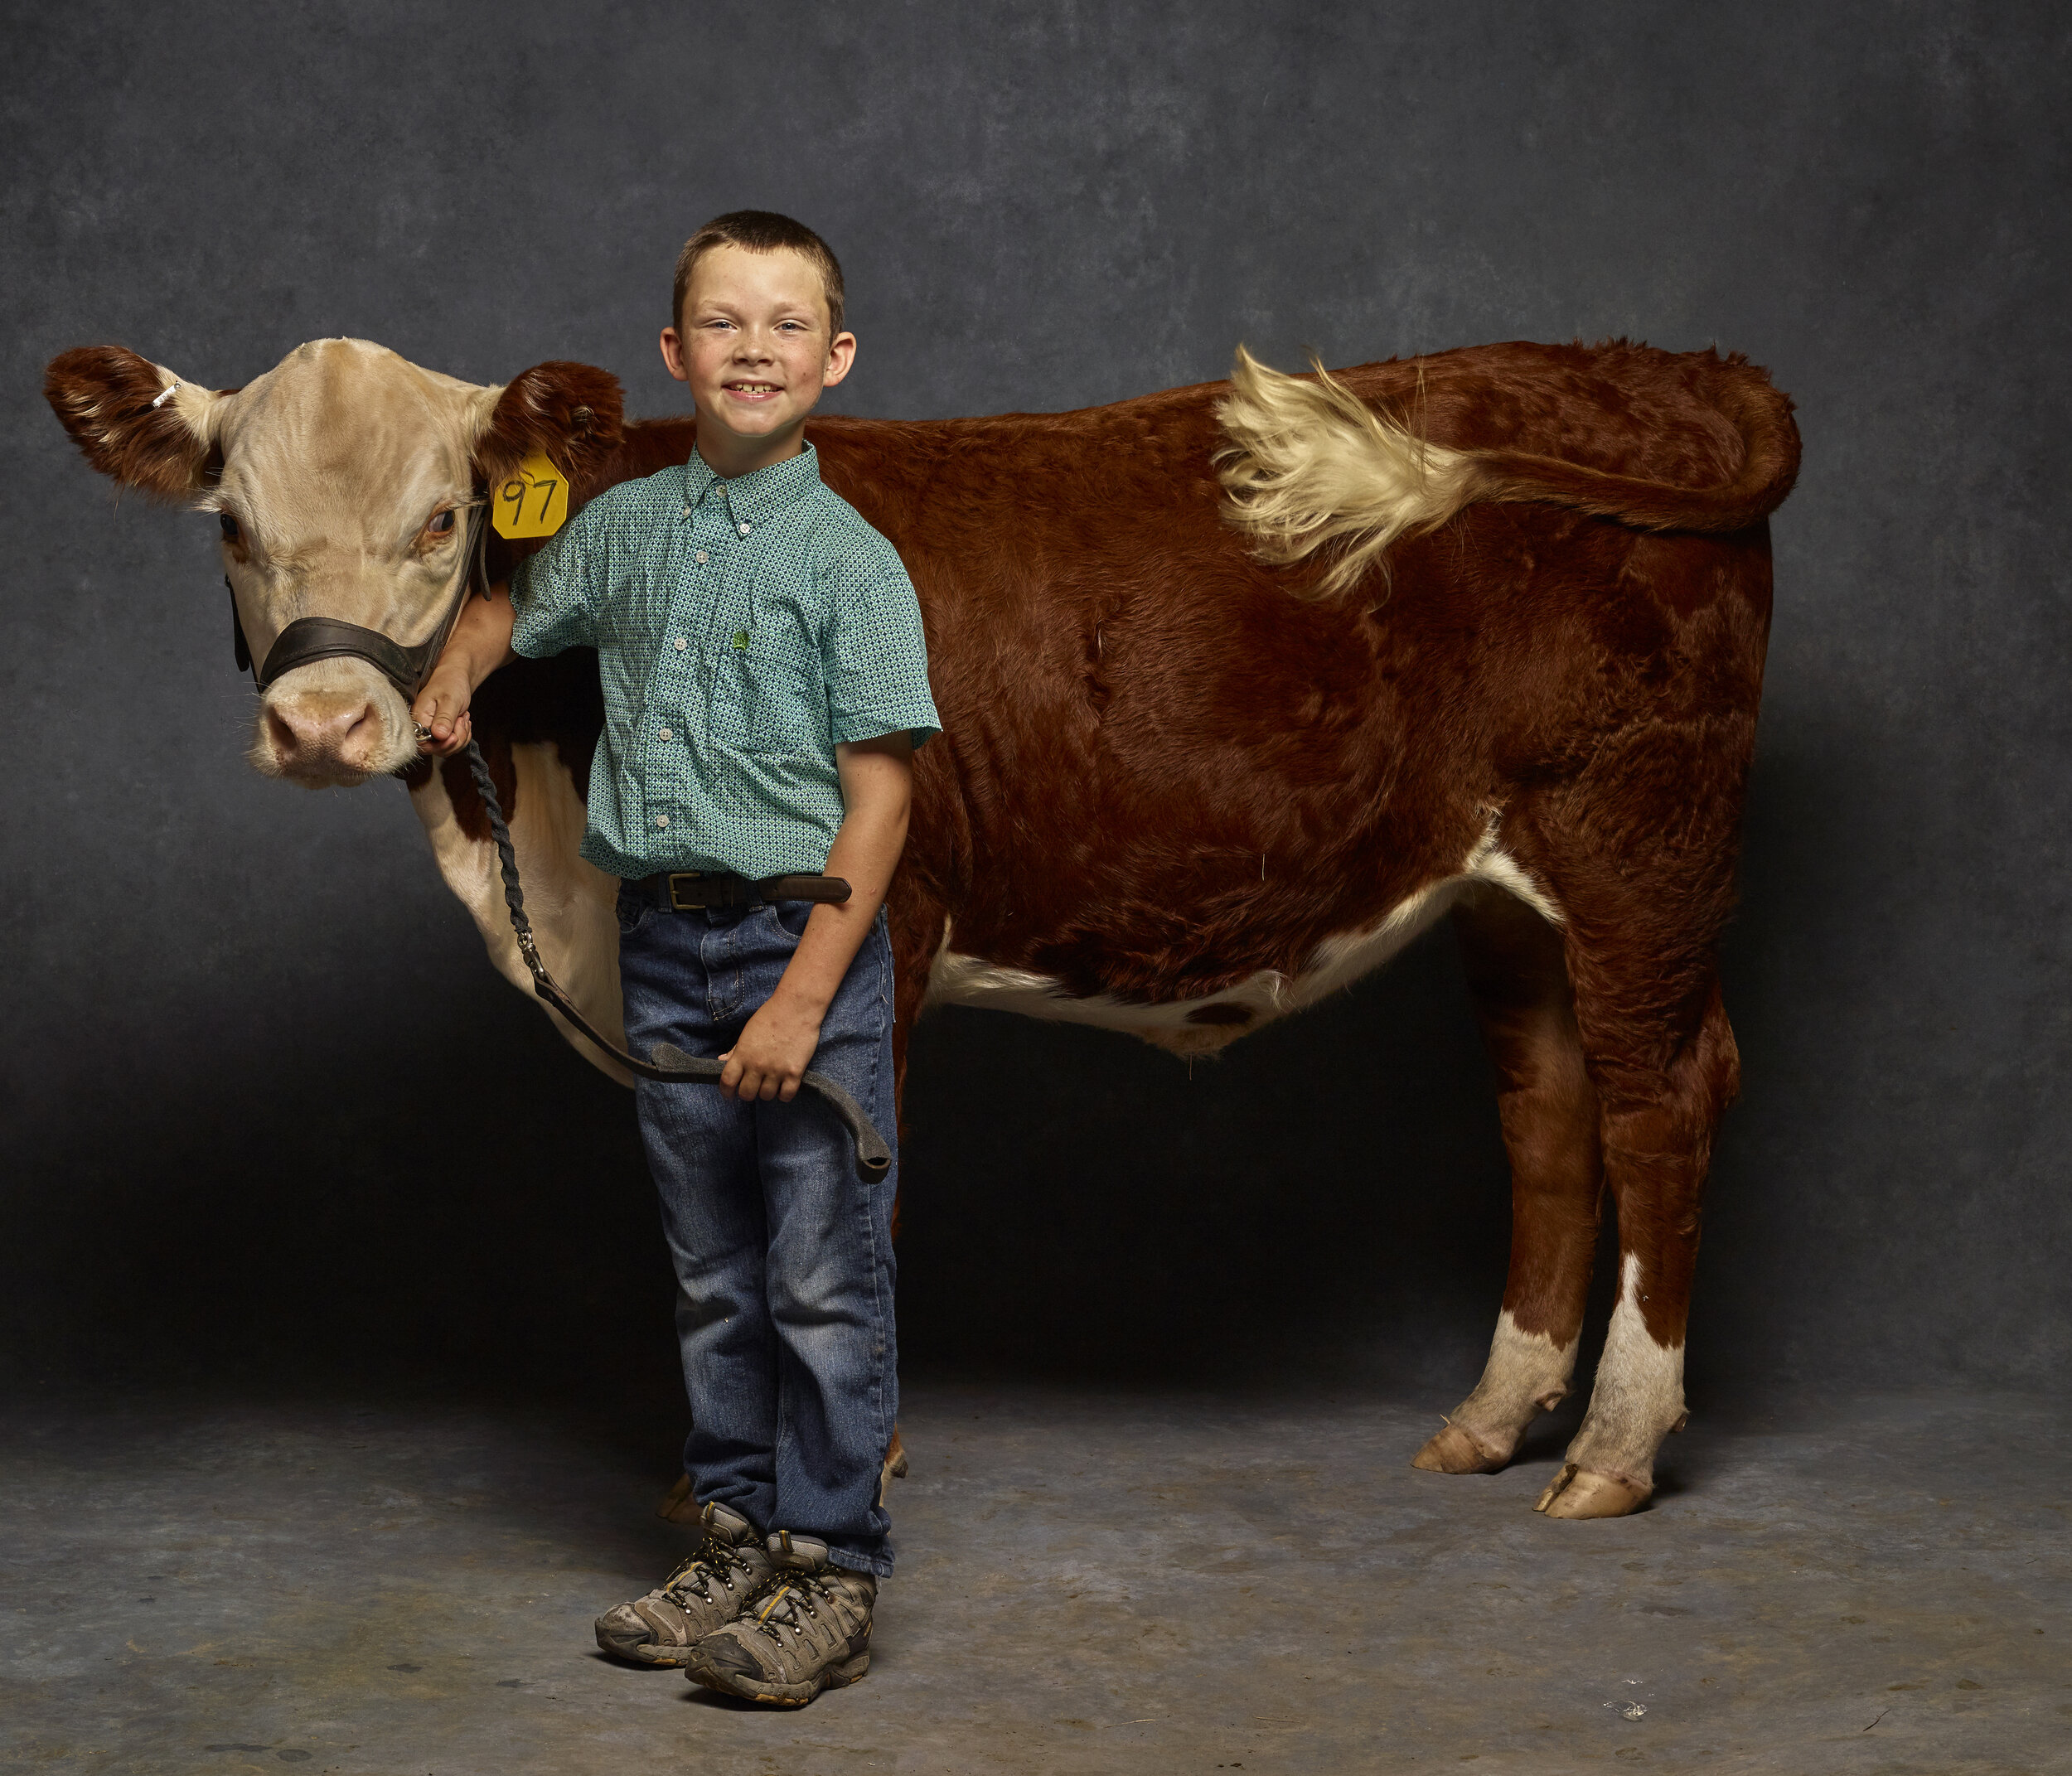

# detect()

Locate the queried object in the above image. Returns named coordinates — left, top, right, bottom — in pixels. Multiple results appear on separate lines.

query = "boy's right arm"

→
left=414, top=579, right=518, bottom=757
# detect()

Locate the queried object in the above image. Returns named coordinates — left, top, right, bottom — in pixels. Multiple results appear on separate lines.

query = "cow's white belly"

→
left=926, top=825, right=1560, bottom=1055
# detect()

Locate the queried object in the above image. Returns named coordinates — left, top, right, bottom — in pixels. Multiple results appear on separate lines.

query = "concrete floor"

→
left=2, top=1381, right=2065, bottom=1774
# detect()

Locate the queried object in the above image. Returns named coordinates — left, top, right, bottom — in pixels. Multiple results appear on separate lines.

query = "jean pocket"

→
left=614, top=884, right=652, bottom=938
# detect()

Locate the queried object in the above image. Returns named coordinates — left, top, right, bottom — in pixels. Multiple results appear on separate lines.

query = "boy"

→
left=414, top=211, right=939, bottom=1706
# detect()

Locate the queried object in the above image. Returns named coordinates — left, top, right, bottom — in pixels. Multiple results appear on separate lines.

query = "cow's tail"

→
left=1216, top=346, right=1481, bottom=602
left=1215, top=346, right=1800, bottom=602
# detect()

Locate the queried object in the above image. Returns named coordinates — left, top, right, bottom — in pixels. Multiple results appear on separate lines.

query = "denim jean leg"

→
left=617, top=888, right=782, bottom=1536
left=749, top=903, right=899, bottom=1577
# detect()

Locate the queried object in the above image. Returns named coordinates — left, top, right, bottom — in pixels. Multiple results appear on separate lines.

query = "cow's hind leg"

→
left=1519, top=746, right=1745, bottom=1521
left=1414, top=885, right=1603, bottom=1477
left=1532, top=974, right=1737, bottom=1518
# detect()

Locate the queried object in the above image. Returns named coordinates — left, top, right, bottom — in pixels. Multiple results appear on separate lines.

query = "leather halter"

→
left=229, top=501, right=490, bottom=702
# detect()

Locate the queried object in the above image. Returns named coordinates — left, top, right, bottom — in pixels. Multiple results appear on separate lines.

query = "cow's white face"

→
left=212, top=341, right=493, bottom=784
left=46, top=337, right=620, bottom=787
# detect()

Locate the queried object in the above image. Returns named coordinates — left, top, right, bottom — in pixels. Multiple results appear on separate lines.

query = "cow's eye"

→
left=427, top=509, right=456, bottom=537
left=219, top=513, right=240, bottom=543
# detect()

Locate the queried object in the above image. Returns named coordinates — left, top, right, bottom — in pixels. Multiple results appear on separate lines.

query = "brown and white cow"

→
left=46, top=333, right=1798, bottom=1518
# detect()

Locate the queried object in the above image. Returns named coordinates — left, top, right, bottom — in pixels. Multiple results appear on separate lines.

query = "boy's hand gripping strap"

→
left=458, top=738, right=893, bottom=1183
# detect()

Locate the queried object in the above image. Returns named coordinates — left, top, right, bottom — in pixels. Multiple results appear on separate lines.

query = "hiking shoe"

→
left=683, top=1531, right=876, bottom=1706
left=594, top=1500, right=774, bottom=1667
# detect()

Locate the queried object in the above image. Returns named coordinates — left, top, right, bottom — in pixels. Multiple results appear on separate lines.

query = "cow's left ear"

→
left=45, top=346, right=231, bottom=501
left=471, top=361, right=624, bottom=496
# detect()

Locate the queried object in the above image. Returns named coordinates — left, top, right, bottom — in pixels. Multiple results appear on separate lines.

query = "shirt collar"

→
left=682, top=440, right=821, bottom=524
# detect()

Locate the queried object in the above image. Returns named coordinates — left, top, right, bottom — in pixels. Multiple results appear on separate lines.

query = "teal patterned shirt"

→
left=509, top=443, right=940, bottom=880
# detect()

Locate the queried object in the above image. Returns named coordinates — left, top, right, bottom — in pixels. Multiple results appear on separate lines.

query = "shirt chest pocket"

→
left=709, top=622, right=825, bottom=759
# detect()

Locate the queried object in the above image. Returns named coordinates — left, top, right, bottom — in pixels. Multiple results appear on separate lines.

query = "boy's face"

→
left=660, top=244, right=854, bottom=466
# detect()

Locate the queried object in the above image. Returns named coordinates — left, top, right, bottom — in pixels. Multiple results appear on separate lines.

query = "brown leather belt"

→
left=631, top=869, right=853, bottom=911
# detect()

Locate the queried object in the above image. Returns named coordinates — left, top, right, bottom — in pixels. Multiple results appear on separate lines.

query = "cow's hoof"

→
left=1411, top=1421, right=1508, bottom=1474
left=1532, top=1463, right=1650, bottom=1518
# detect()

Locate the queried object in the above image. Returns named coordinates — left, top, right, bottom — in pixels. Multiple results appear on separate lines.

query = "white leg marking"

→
left=1568, top=1253, right=1687, bottom=1486
left=1446, top=1311, right=1579, bottom=1462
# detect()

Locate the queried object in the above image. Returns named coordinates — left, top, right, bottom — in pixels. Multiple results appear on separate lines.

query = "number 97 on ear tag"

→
left=491, top=452, right=570, bottom=540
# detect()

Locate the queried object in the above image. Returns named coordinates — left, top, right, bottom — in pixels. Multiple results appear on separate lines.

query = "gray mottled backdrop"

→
left=3, top=2, right=2065, bottom=1403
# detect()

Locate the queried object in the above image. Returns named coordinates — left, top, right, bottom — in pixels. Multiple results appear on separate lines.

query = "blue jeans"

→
left=617, top=888, right=899, bottom=1578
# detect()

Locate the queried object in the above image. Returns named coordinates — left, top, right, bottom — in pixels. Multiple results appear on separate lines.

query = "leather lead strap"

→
left=458, top=739, right=893, bottom=1183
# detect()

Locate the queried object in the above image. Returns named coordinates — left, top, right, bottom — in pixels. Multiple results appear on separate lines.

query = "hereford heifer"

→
left=46, top=334, right=1797, bottom=1517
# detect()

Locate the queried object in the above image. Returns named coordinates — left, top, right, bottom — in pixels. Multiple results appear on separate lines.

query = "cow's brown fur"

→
left=45, top=346, right=226, bottom=498
left=498, top=339, right=1790, bottom=1509
left=472, top=360, right=627, bottom=498
left=44, top=333, right=1797, bottom=1515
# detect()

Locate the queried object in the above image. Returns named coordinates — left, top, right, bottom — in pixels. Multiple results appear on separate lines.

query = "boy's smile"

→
left=661, top=243, right=856, bottom=479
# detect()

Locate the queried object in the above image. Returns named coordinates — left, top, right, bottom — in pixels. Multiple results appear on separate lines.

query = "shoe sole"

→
left=685, top=1648, right=869, bottom=1706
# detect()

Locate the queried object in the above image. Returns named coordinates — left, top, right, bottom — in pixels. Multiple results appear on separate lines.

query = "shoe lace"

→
left=745, top=1570, right=838, bottom=1644
left=664, top=1533, right=756, bottom=1606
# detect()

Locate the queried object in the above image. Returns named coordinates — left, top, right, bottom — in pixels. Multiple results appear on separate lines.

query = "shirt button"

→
left=654, top=813, right=669, bottom=829
left=674, top=636, right=688, bottom=651
left=658, top=727, right=673, bottom=742
left=738, top=521, right=752, bottom=535
left=695, top=549, right=708, bottom=564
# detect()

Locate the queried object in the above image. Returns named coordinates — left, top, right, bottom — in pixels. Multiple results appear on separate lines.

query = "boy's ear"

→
left=472, top=361, right=625, bottom=495
left=45, top=346, right=231, bottom=500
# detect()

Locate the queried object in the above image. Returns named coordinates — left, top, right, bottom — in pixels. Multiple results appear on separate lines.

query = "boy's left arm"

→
left=719, top=733, right=914, bottom=1101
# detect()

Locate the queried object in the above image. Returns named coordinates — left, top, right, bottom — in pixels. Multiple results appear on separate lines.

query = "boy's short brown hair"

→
left=671, top=211, right=846, bottom=339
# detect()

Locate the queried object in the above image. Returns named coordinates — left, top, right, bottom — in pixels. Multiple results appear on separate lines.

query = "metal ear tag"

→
left=150, top=382, right=182, bottom=409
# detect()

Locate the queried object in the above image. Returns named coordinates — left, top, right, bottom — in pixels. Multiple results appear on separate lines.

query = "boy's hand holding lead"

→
left=409, top=578, right=517, bottom=756
left=411, top=658, right=475, bottom=756
left=720, top=992, right=826, bottom=1101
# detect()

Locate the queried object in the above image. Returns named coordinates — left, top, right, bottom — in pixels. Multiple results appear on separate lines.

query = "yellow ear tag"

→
left=490, top=452, right=570, bottom=540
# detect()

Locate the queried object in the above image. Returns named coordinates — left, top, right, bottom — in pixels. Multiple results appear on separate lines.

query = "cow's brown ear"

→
left=45, top=346, right=225, bottom=500
left=472, top=361, right=624, bottom=496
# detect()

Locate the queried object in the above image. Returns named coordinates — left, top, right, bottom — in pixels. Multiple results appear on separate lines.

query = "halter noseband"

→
left=230, top=501, right=490, bottom=703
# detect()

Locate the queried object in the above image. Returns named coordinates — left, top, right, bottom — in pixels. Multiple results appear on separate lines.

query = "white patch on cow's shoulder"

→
left=412, top=740, right=631, bottom=1086
left=927, top=814, right=1564, bottom=1055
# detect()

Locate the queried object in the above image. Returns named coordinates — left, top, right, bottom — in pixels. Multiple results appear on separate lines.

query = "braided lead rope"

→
left=456, top=738, right=891, bottom=1181
left=462, top=735, right=543, bottom=980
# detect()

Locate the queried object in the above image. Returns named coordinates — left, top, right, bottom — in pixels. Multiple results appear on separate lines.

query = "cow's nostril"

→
left=338, top=704, right=380, bottom=763
left=264, top=707, right=302, bottom=757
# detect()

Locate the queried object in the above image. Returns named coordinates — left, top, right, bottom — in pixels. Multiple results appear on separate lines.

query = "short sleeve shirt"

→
left=509, top=442, right=940, bottom=880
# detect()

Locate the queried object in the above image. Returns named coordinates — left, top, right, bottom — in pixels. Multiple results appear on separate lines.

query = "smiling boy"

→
left=414, top=211, right=939, bottom=1706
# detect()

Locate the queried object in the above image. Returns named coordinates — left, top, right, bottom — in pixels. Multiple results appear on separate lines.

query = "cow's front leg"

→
left=1415, top=888, right=1603, bottom=1477
left=1536, top=980, right=1739, bottom=1519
